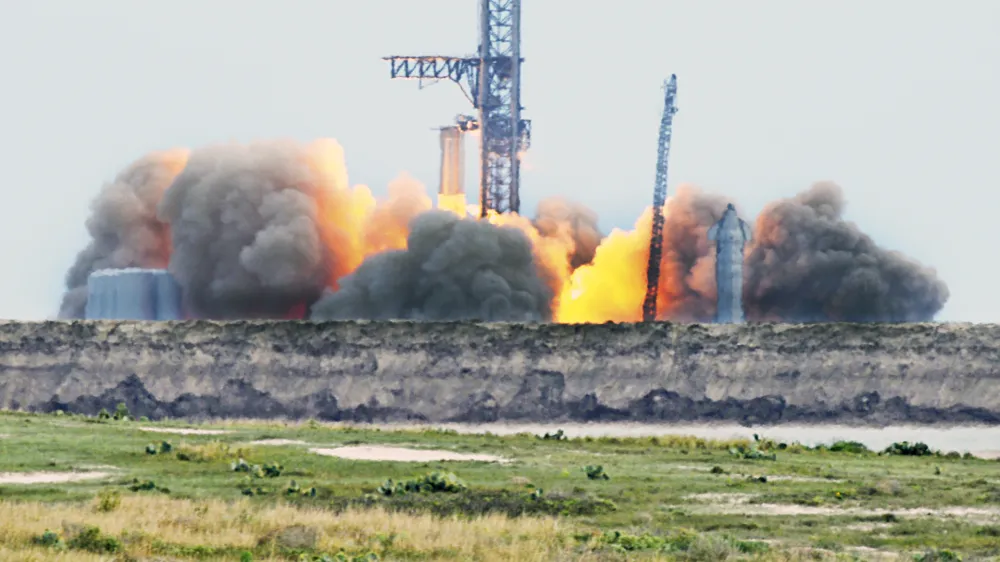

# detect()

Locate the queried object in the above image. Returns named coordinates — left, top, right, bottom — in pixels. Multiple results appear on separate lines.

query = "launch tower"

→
left=642, top=75, right=679, bottom=322
left=384, top=0, right=530, bottom=216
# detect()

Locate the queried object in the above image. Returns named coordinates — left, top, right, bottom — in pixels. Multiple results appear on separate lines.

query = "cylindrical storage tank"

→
left=84, top=268, right=183, bottom=320
left=84, top=271, right=108, bottom=319
left=151, top=270, right=183, bottom=320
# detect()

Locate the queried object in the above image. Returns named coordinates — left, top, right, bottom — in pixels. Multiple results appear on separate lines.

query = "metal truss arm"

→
left=383, top=56, right=480, bottom=104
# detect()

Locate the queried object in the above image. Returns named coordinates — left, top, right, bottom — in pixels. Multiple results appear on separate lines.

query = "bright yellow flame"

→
left=437, top=193, right=469, bottom=217
left=554, top=207, right=658, bottom=323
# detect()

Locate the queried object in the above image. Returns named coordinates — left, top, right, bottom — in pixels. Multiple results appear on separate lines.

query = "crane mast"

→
left=642, top=75, right=679, bottom=322
left=383, top=0, right=530, bottom=216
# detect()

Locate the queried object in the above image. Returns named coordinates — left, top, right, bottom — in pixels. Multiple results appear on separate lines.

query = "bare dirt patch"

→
left=758, top=474, right=842, bottom=483
left=248, top=439, right=309, bottom=446
left=138, top=426, right=229, bottom=436
left=680, top=499, right=1000, bottom=522
left=670, top=465, right=842, bottom=483
left=0, top=471, right=113, bottom=485
left=309, top=445, right=507, bottom=463
left=684, top=493, right=755, bottom=504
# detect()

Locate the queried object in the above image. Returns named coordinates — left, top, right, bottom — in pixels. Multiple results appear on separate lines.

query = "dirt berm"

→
left=0, top=320, right=997, bottom=425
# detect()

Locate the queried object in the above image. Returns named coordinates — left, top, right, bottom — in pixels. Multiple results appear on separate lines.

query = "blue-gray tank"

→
left=707, top=204, right=753, bottom=323
left=85, top=268, right=182, bottom=321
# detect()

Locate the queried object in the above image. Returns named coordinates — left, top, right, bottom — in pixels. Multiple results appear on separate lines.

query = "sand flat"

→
left=0, top=471, right=113, bottom=485
left=248, top=439, right=308, bottom=446
left=138, top=426, right=229, bottom=436
left=309, top=445, right=507, bottom=463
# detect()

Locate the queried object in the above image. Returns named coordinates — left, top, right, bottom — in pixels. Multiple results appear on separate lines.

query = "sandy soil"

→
left=681, top=492, right=1000, bottom=521
left=248, top=439, right=308, bottom=446
left=370, top=422, right=1000, bottom=458
left=668, top=464, right=841, bottom=482
left=138, top=427, right=229, bottom=435
left=0, top=471, right=113, bottom=485
left=309, top=445, right=507, bottom=463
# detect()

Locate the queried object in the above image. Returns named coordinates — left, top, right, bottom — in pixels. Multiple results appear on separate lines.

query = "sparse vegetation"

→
left=883, top=441, right=935, bottom=456
left=376, top=471, right=467, bottom=496
left=827, top=440, right=870, bottom=454
left=94, top=488, right=121, bottom=512
left=540, top=428, right=567, bottom=441
left=0, top=410, right=997, bottom=560
left=583, top=464, right=610, bottom=480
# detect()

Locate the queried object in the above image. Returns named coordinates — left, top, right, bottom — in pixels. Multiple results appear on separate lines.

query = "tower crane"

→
left=642, top=75, right=679, bottom=322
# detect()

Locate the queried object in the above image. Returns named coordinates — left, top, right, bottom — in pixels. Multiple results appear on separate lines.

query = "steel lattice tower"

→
left=383, top=0, right=530, bottom=216
left=642, top=75, right=679, bottom=323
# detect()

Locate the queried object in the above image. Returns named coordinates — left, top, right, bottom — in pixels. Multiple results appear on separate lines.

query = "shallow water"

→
left=372, top=422, right=1000, bottom=458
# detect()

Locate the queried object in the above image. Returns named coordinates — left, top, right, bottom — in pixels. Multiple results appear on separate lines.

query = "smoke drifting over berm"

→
left=311, top=211, right=553, bottom=322
left=59, top=140, right=949, bottom=323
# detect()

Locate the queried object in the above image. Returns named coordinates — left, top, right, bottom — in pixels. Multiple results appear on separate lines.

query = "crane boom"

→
left=642, top=75, right=679, bottom=322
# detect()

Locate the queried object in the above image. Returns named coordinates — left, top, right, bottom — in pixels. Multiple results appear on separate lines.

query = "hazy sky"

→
left=1, top=1, right=997, bottom=321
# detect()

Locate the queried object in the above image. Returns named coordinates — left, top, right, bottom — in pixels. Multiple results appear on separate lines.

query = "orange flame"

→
left=304, top=140, right=432, bottom=289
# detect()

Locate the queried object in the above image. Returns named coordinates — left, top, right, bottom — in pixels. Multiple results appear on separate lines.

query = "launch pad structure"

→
left=383, top=0, right=530, bottom=217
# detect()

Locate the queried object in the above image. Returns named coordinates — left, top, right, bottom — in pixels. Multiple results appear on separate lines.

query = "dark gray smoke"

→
left=310, top=210, right=553, bottom=322
left=743, top=182, right=949, bottom=322
left=533, top=197, right=603, bottom=269
left=58, top=150, right=187, bottom=318
left=156, top=141, right=343, bottom=319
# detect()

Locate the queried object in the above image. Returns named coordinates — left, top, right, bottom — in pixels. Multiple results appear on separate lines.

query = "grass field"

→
left=0, top=409, right=998, bottom=561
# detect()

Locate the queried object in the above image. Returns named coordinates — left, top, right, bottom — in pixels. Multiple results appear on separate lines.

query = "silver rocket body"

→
left=707, top=204, right=752, bottom=323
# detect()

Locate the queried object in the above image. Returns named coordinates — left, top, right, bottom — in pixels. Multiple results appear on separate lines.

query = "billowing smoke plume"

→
left=532, top=197, right=603, bottom=269
left=156, top=141, right=342, bottom=318
left=59, top=140, right=948, bottom=324
left=310, top=210, right=553, bottom=321
left=59, top=139, right=431, bottom=320
left=656, top=187, right=734, bottom=322
left=744, top=182, right=949, bottom=322
left=58, top=149, right=188, bottom=318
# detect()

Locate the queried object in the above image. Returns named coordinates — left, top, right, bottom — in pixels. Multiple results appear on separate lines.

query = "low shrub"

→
left=66, top=525, right=122, bottom=554
left=95, top=488, right=121, bottom=512
left=377, top=471, right=466, bottom=496
left=883, top=441, right=934, bottom=456
left=145, top=440, right=173, bottom=455
left=828, top=440, right=870, bottom=454
left=540, top=429, right=567, bottom=441
left=728, top=444, right=776, bottom=461
left=31, top=530, right=64, bottom=549
left=113, top=402, right=131, bottom=421
left=583, top=465, right=610, bottom=480
left=593, top=529, right=761, bottom=559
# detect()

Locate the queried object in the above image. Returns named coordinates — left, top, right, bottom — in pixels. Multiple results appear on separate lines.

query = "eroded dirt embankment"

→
left=0, top=320, right=998, bottom=425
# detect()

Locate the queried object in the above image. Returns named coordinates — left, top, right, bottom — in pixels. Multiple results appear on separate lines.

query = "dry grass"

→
left=174, top=440, right=257, bottom=462
left=0, top=544, right=110, bottom=562
left=0, top=495, right=577, bottom=561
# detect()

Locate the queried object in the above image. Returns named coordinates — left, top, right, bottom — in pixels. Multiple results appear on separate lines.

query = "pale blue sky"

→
left=1, top=1, right=997, bottom=321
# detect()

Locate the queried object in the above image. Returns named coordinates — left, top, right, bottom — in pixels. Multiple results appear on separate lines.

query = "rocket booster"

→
left=707, top=203, right=752, bottom=323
